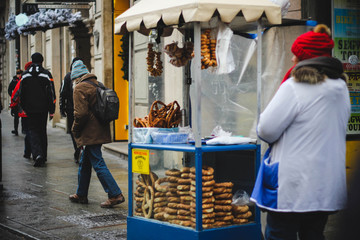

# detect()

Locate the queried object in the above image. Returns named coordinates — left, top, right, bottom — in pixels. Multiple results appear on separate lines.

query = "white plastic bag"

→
left=216, top=22, right=235, bottom=74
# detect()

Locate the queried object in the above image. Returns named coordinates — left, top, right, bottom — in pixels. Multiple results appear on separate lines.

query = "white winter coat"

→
left=254, top=77, right=350, bottom=212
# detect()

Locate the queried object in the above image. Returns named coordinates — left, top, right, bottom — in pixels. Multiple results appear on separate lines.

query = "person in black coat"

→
left=59, top=57, right=82, bottom=163
left=8, top=69, right=23, bottom=135
left=19, top=52, right=56, bottom=167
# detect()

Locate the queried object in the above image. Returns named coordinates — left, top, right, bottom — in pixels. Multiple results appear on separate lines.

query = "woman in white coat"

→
left=251, top=56, right=350, bottom=240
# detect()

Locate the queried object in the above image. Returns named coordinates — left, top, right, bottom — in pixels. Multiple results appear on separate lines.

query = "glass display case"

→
left=126, top=21, right=263, bottom=240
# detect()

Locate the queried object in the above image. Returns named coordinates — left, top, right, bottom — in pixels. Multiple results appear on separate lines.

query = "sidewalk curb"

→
left=0, top=222, right=40, bottom=240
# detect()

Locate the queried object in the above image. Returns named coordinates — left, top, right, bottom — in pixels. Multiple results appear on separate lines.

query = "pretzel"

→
left=232, top=205, right=249, bottom=213
left=215, top=215, right=234, bottom=222
left=214, top=205, right=233, bottom=212
left=234, top=211, right=252, bottom=219
left=165, top=207, right=178, bottom=215
left=177, top=185, right=190, bottom=191
left=142, top=186, right=154, bottom=218
left=214, top=193, right=233, bottom=199
left=168, top=176, right=180, bottom=183
left=135, top=201, right=143, bottom=208
left=180, top=167, right=191, bottom=173
left=154, top=212, right=166, bottom=220
left=215, top=199, right=232, bottom=205
left=168, top=197, right=180, bottom=203
left=233, top=218, right=249, bottom=224
left=190, top=191, right=213, bottom=198
left=134, top=196, right=144, bottom=202
left=136, top=179, right=147, bottom=189
left=154, top=177, right=169, bottom=192
left=180, top=173, right=190, bottom=179
left=134, top=211, right=144, bottom=217
left=179, top=220, right=192, bottom=227
left=213, top=187, right=232, bottom=195
left=190, top=180, right=215, bottom=187
left=166, top=191, right=178, bottom=198
left=191, top=217, right=215, bottom=223
left=154, top=201, right=167, bottom=208
left=167, top=202, right=178, bottom=208
left=214, top=182, right=234, bottom=188
left=169, top=187, right=178, bottom=193
left=190, top=185, right=213, bottom=193
left=168, top=182, right=178, bottom=188
left=154, top=192, right=166, bottom=197
left=178, top=203, right=191, bottom=210
left=164, top=213, right=177, bottom=220
left=153, top=207, right=166, bottom=213
left=136, top=186, right=145, bottom=193
left=154, top=197, right=167, bottom=203
left=215, top=211, right=233, bottom=217
left=135, top=207, right=143, bottom=213
left=177, top=209, right=191, bottom=216
left=190, top=202, right=214, bottom=209
left=178, top=178, right=191, bottom=185
left=165, top=169, right=181, bottom=177
left=177, top=190, right=190, bottom=196
left=134, top=190, right=144, bottom=197
left=178, top=215, right=191, bottom=220
left=189, top=173, right=214, bottom=181
left=189, top=166, right=214, bottom=176
left=213, top=221, right=231, bottom=227
left=180, top=196, right=192, bottom=202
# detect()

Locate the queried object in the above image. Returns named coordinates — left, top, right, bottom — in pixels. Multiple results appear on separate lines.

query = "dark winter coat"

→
left=19, top=63, right=56, bottom=115
left=72, top=73, right=111, bottom=147
left=8, top=75, right=20, bottom=96
left=59, top=72, right=74, bottom=116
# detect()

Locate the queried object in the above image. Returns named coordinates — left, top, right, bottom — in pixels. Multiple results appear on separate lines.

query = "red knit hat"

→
left=24, top=61, right=32, bottom=70
left=281, top=24, right=334, bottom=85
left=291, top=24, right=334, bottom=61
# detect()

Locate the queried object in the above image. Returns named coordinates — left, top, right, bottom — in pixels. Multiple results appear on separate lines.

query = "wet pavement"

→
left=0, top=112, right=128, bottom=239
left=0, top=111, right=345, bottom=240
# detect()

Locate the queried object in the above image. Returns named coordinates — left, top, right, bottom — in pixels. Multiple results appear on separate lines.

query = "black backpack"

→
left=85, top=80, right=119, bottom=124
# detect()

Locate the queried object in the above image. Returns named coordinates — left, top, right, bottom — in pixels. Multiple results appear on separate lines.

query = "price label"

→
left=132, top=149, right=150, bottom=174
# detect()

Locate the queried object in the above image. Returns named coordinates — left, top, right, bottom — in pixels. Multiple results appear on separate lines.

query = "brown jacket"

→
left=72, top=73, right=111, bottom=147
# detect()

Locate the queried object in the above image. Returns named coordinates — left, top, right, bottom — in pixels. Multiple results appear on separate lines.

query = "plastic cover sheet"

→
left=190, top=24, right=307, bottom=139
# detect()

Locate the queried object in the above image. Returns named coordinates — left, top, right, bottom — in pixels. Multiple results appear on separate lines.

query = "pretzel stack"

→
left=153, top=177, right=169, bottom=221
left=212, top=182, right=234, bottom=227
left=134, top=179, right=145, bottom=217
left=189, top=166, right=216, bottom=229
left=134, top=173, right=158, bottom=219
left=201, top=29, right=217, bottom=69
left=147, top=43, right=163, bottom=77
left=164, top=41, right=194, bottom=67
left=164, top=169, right=181, bottom=223
left=174, top=167, right=192, bottom=227
left=232, top=204, right=252, bottom=225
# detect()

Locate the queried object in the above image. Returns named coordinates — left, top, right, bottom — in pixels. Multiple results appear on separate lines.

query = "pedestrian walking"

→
left=251, top=56, right=351, bottom=240
left=59, top=57, right=82, bottom=163
left=280, top=24, right=334, bottom=85
left=10, top=61, right=33, bottom=159
left=69, top=60, right=125, bottom=208
left=8, top=68, right=23, bottom=136
left=19, top=53, right=56, bottom=167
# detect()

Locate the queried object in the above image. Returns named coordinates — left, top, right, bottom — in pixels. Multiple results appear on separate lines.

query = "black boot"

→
left=34, top=156, right=45, bottom=167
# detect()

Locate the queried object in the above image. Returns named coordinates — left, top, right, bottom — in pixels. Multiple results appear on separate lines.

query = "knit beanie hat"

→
left=71, top=60, right=89, bottom=80
left=280, top=24, right=334, bottom=85
left=31, top=52, right=44, bottom=64
left=291, top=24, right=334, bottom=61
left=24, top=61, right=32, bottom=70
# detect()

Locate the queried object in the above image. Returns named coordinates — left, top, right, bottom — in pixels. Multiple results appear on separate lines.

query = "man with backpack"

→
left=69, top=60, right=125, bottom=208
left=19, top=53, right=56, bottom=167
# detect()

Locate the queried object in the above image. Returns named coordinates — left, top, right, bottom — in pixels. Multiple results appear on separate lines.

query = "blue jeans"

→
left=265, top=211, right=330, bottom=240
left=76, top=144, right=122, bottom=198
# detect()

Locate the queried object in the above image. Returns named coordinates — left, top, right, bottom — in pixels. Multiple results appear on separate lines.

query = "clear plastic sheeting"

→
left=191, top=24, right=308, bottom=139
left=191, top=33, right=258, bottom=138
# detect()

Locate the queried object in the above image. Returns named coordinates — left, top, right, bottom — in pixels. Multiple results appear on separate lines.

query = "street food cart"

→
left=114, top=0, right=282, bottom=239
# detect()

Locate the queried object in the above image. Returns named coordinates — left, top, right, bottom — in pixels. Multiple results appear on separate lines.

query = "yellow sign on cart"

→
left=132, top=149, right=150, bottom=174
